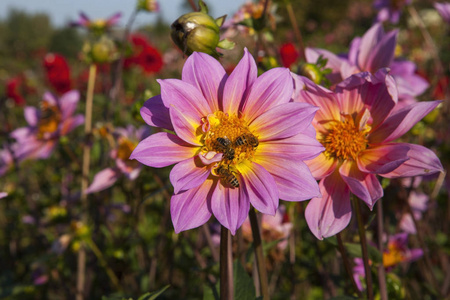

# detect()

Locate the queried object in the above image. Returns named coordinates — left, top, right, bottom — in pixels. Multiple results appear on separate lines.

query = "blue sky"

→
left=0, top=0, right=248, bottom=28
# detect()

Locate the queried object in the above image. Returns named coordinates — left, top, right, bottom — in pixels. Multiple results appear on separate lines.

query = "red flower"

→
left=124, top=34, right=163, bottom=74
left=6, top=77, right=25, bottom=106
left=43, top=53, right=72, bottom=94
left=279, top=43, right=299, bottom=68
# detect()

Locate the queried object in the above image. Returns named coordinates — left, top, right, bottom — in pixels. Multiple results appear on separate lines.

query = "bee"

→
left=37, top=101, right=61, bottom=133
left=216, top=165, right=239, bottom=188
left=235, top=133, right=259, bottom=148
left=216, top=137, right=235, bottom=161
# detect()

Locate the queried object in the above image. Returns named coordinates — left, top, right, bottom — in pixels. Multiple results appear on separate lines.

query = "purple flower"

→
left=71, top=12, right=121, bottom=33
left=130, top=49, right=323, bottom=234
left=0, top=145, right=15, bottom=176
left=0, top=192, right=7, bottom=199
left=10, top=91, right=84, bottom=162
left=86, top=125, right=150, bottom=194
left=306, top=23, right=429, bottom=106
left=399, top=177, right=429, bottom=234
left=373, top=0, right=412, bottom=24
left=353, top=233, right=423, bottom=291
left=292, top=70, right=443, bottom=239
left=434, top=2, right=450, bottom=23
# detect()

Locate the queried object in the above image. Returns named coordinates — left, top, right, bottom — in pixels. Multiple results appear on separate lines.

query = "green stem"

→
left=220, top=226, right=232, bottom=299
left=353, top=197, right=374, bottom=300
left=76, top=64, right=97, bottom=300
left=249, top=209, right=270, bottom=300
left=285, top=1, right=305, bottom=61
left=85, top=238, right=120, bottom=289
left=336, top=233, right=363, bottom=298
left=376, top=201, right=388, bottom=300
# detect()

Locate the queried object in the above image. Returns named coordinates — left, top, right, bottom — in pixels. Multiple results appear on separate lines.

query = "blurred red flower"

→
left=124, top=34, right=163, bottom=74
left=6, top=77, right=26, bottom=106
left=43, top=53, right=72, bottom=94
left=279, top=43, right=299, bottom=68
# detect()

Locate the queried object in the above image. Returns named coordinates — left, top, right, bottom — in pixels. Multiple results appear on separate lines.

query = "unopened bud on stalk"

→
left=137, top=0, right=159, bottom=12
left=170, top=0, right=234, bottom=58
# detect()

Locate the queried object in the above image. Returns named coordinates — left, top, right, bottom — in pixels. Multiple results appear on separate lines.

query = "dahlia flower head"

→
left=305, top=23, right=429, bottom=108
left=10, top=91, right=84, bottom=162
left=130, top=49, right=324, bottom=234
left=43, top=53, right=72, bottom=94
left=435, top=2, right=450, bottom=23
left=292, top=69, right=443, bottom=239
left=86, top=125, right=150, bottom=194
left=71, top=12, right=121, bottom=33
left=353, top=232, right=423, bottom=291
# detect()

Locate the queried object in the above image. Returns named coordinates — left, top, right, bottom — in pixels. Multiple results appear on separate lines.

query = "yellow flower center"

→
left=37, top=101, right=61, bottom=139
left=117, top=138, right=137, bottom=161
left=383, top=243, right=405, bottom=268
left=321, top=115, right=369, bottom=161
left=201, top=111, right=259, bottom=187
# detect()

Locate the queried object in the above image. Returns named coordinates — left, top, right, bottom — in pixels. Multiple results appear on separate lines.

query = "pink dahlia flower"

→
left=130, top=49, right=323, bottom=234
left=71, top=12, right=121, bottom=33
left=305, top=23, right=429, bottom=107
left=10, top=91, right=84, bottom=162
left=0, top=146, right=15, bottom=176
left=292, top=70, right=442, bottom=239
left=86, top=125, right=150, bottom=194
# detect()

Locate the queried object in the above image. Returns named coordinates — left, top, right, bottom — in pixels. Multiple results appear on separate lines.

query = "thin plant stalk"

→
left=353, top=197, right=374, bottom=300
left=76, top=64, right=97, bottom=300
left=85, top=237, right=120, bottom=289
left=336, top=233, right=363, bottom=298
left=285, top=1, right=305, bottom=61
left=220, top=226, right=232, bottom=299
left=187, top=0, right=197, bottom=11
left=376, top=201, right=388, bottom=300
left=249, top=208, right=270, bottom=300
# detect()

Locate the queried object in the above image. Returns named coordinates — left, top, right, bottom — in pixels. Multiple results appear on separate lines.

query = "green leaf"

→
left=234, top=261, right=255, bottom=300
left=217, top=39, right=235, bottom=50
left=198, top=0, right=208, bottom=13
left=215, top=15, right=227, bottom=27
left=344, top=243, right=382, bottom=264
left=203, top=283, right=219, bottom=300
left=137, top=285, right=170, bottom=300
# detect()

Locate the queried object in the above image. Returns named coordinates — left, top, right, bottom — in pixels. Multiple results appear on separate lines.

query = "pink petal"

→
left=159, top=78, right=211, bottom=124
left=222, top=48, right=257, bottom=115
left=357, top=143, right=410, bottom=174
left=24, top=107, right=39, bottom=127
left=369, top=101, right=441, bottom=144
left=254, top=155, right=320, bottom=201
left=237, top=161, right=279, bottom=215
left=43, top=91, right=57, bottom=105
left=305, top=152, right=337, bottom=180
left=381, top=143, right=443, bottom=178
left=170, top=180, right=213, bottom=233
left=86, top=168, right=121, bottom=194
left=257, top=133, right=324, bottom=161
left=339, top=161, right=383, bottom=210
left=305, top=171, right=352, bottom=239
left=59, top=90, right=80, bottom=119
left=365, top=29, right=397, bottom=73
left=211, top=180, right=250, bottom=235
left=130, top=132, right=198, bottom=168
left=60, top=115, right=84, bottom=135
left=169, top=106, right=203, bottom=146
left=241, top=68, right=293, bottom=123
left=170, top=156, right=211, bottom=194
left=10, top=127, right=33, bottom=142
left=249, top=102, right=318, bottom=142
left=182, top=51, right=227, bottom=112
left=140, top=95, right=174, bottom=131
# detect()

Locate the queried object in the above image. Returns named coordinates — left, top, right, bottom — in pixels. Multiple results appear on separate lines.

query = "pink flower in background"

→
left=0, top=192, right=7, bottom=198
left=292, top=70, right=442, bottom=239
left=86, top=125, right=150, bottom=194
left=71, top=12, right=121, bottom=33
left=434, top=2, right=450, bottom=23
left=353, top=233, right=423, bottom=291
left=399, top=177, right=429, bottom=234
left=10, top=91, right=84, bottom=161
left=0, top=146, right=15, bottom=176
left=306, top=23, right=429, bottom=108
left=373, top=0, right=412, bottom=24
left=130, top=49, right=323, bottom=234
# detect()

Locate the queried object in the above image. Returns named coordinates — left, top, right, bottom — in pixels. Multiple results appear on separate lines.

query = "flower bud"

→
left=171, top=12, right=221, bottom=57
left=137, top=0, right=159, bottom=12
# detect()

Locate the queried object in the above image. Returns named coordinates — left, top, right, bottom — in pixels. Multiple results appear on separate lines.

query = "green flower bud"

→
left=171, top=12, right=221, bottom=58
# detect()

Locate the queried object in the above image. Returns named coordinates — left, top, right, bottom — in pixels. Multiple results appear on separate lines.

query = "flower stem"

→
left=353, top=197, right=374, bottom=300
left=285, top=1, right=305, bottom=61
left=220, top=225, right=232, bottom=299
left=249, top=208, right=270, bottom=300
left=85, top=237, right=120, bottom=289
left=336, top=233, right=363, bottom=298
left=76, top=64, right=97, bottom=300
left=376, top=201, right=388, bottom=300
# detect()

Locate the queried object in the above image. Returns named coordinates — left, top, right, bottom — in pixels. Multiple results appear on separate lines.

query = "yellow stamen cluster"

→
left=202, top=111, right=258, bottom=180
left=117, top=138, right=137, bottom=161
left=383, top=243, right=405, bottom=268
left=37, top=102, right=61, bottom=139
left=321, top=115, right=369, bottom=161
